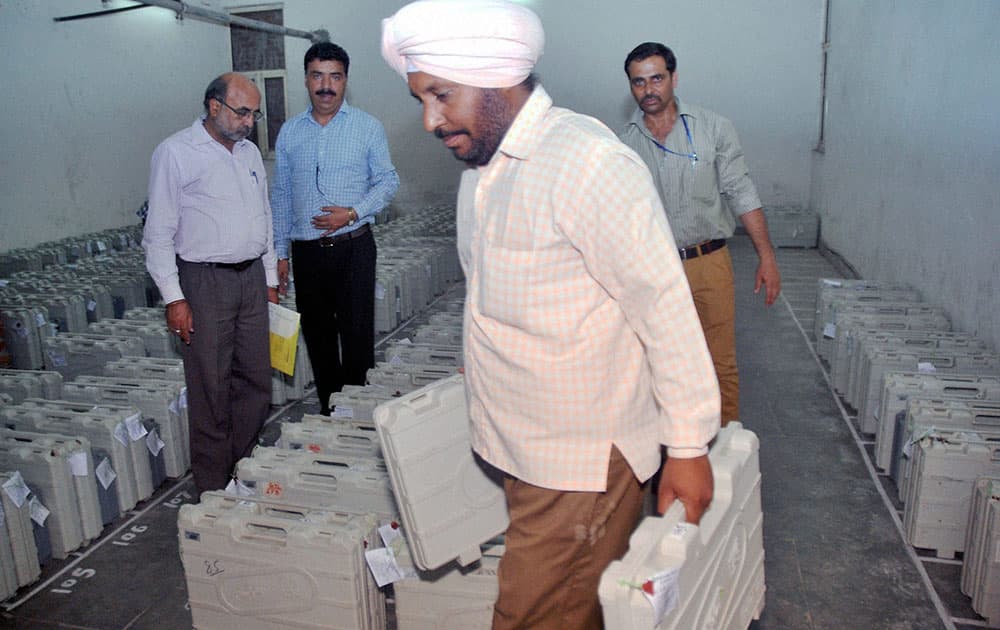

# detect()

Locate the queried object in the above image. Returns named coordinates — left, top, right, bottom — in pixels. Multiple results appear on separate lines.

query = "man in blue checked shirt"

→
left=272, top=42, right=400, bottom=415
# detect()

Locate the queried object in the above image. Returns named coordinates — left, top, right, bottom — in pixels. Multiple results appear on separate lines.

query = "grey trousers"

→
left=177, top=258, right=271, bottom=493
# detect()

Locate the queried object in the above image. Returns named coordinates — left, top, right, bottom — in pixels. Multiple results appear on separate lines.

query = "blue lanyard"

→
left=649, top=114, right=698, bottom=166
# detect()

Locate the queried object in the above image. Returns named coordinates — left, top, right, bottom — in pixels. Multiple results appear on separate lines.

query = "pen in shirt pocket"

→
left=250, top=170, right=259, bottom=185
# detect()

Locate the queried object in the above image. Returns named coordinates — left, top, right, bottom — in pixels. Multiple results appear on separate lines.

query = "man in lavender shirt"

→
left=143, top=73, right=279, bottom=493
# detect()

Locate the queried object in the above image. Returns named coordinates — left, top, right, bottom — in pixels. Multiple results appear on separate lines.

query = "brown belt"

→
left=678, top=238, right=726, bottom=261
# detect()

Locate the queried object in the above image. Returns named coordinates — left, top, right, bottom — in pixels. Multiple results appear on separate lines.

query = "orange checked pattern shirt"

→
left=458, top=86, right=720, bottom=492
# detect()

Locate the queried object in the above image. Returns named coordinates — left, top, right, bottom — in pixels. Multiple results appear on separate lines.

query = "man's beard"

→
left=448, top=89, right=516, bottom=167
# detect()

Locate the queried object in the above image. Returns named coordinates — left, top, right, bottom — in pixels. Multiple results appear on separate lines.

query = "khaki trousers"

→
left=682, top=246, right=739, bottom=423
left=492, top=447, right=644, bottom=629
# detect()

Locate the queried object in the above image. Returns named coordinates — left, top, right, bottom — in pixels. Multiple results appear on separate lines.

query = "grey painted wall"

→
left=810, top=1, right=1000, bottom=350
left=0, top=0, right=231, bottom=251
left=1, top=0, right=823, bottom=248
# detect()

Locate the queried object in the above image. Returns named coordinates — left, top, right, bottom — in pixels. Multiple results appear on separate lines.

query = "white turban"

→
left=381, top=0, right=545, bottom=89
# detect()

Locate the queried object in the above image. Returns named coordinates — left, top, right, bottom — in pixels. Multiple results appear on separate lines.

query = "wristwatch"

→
left=347, top=208, right=357, bottom=226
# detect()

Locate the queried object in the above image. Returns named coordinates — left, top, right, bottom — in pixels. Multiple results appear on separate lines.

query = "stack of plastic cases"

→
left=62, top=375, right=188, bottom=478
left=0, top=307, right=48, bottom=369
left=823, top=304, right=949, bottom=365
left=0, top=471, right=41, bottom=589
left=393, top=547, right=502, bottom=630
left=42, top=333, right=146, bottom=381
left=833, top=327, right=981, bottom=395
left=962, top=477, right=1000, bottom=627
left=0, top=378, right=34, bottom=405
left=0, top=429, right=102, bottom=543
left=411, top=324, right=462, bottom=347
left=365, top=363, right=458, bottom=396
left=8, top=399, right=152, bottom=510
left=373, top=374, right=509, bottom=571
left=235, top=451, right=396, bottom=521
left=0, top=440, right=84, bottom=559
left=598, top=423, right=764, bottom=629
left=73, top=273, right=146, bottom=318
left=843, top=329, right=984, bottom=395
left=88, top=320, right=178, bottom=359
left=178, top=492, right=385, bottom=630
left=122, top=307, right=167, bottom=322
left=903, top=429, right=1000, bottom=558
left=849, top=335, right=992, bottom=408
left=103, top=356, right=185, bottom=382
left=379, top=260, right=421, bottom=318
left=0, top=369, right=64, bottom=399
left=374, top=268, right=404, bottom=333
left=384, top=343, right=463, bottom=368
left=271, top=369, right=288, bottom=406
left=276, top=423, right=382, bottom=460
left=50, top=282, right=115, bottom=323
left=855, top=349, right=1000, bottom=433
left=875, top=374, right=1000, bottom=471
left=835, top=313, right=954, bottom=397
left=1, top=408, right=126, bottom=522
left=812, top=277, right=916, bottom=337
left=328, top=388, right=397, bottom=423
left=894, top=399, right=1000, bottom=502
left=427, top=311, right=464, bottom=328
left=1, top=495, right=20, bottom=600
left=814, top=290, right=924, bottom=359
left=11, top=293, right=89, bottom=334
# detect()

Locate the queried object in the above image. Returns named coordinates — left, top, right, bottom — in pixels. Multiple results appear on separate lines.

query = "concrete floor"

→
left=0, top=235, right=985, bottom=629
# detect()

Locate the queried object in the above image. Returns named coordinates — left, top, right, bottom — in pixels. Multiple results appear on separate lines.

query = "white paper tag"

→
left=822, top=323, right=836, bottom=339
left=641, top=567, right=681, bottom=625
left=224, top=479, right=255, bottom=497
left=3, top=471, right=31, bottom=507
left=179, top=387, right=188, bottom=409
left=46, top=349, right=67, bottom=366
left=146, top=429, right=165, bottom=456
left=96, top=457, right=117, bottom=489
left=0, top=279, right=8, bottom=288
left=389, top=354, right=404, bottom=366
left=87, top=299, right=97, bottom=312
left=365, top=547, right=406, bottom=587
left=378, top=521, right=404, bottom=548
left=917, top=362, right=937, bottom=373
left=398, top=337, right=412, bottom=345
left=16, top=325, right=28, bottom=338
left=68, top=451, right=89, bottom=477
left=113, top=422, right=129, bottom=446
left=822, top=279, right=842, bottom=287
left=35, top=312, right=46, bottom=327
left=29, top=495, right=50, bottom=526
left=375, top=283, right=386, bottom=300
left=96, top=240, right=107, bottom=252
left=125, top=413, right=148, bottom=441
left=331, top=406, right=354, bottom=419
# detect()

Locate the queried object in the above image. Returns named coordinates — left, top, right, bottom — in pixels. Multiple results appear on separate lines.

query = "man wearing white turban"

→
left=383, top=2, right=721, bottom=627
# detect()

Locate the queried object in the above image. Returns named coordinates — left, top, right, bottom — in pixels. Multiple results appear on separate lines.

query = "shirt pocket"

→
left=690, top=152, right=719, bottom=205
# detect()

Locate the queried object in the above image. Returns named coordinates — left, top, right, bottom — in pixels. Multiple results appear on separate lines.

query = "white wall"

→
left=0, top=0, right=231, bottom=252
left=811, top=1, right=1000, bottom=349
left=0, top=0, right=824, bottom=253
left=281, top=0, right=823, bottom=213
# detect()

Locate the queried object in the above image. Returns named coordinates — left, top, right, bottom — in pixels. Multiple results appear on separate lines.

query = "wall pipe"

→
left=136, top=0, right=329, bottom=42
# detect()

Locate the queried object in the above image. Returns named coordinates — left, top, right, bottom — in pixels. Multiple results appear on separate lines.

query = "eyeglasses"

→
left=215, top=98, right=264, bottom=122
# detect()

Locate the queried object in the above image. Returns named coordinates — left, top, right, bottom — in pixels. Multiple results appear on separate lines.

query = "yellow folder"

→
left=268, top=302, right=300, bottom=376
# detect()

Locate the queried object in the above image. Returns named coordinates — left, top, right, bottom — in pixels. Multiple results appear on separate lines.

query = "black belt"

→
left=678, top=238, right=726, bottom=261
left=295, top=223, right=371, bottom=248
left=178, top=257, right=259, bottom=271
